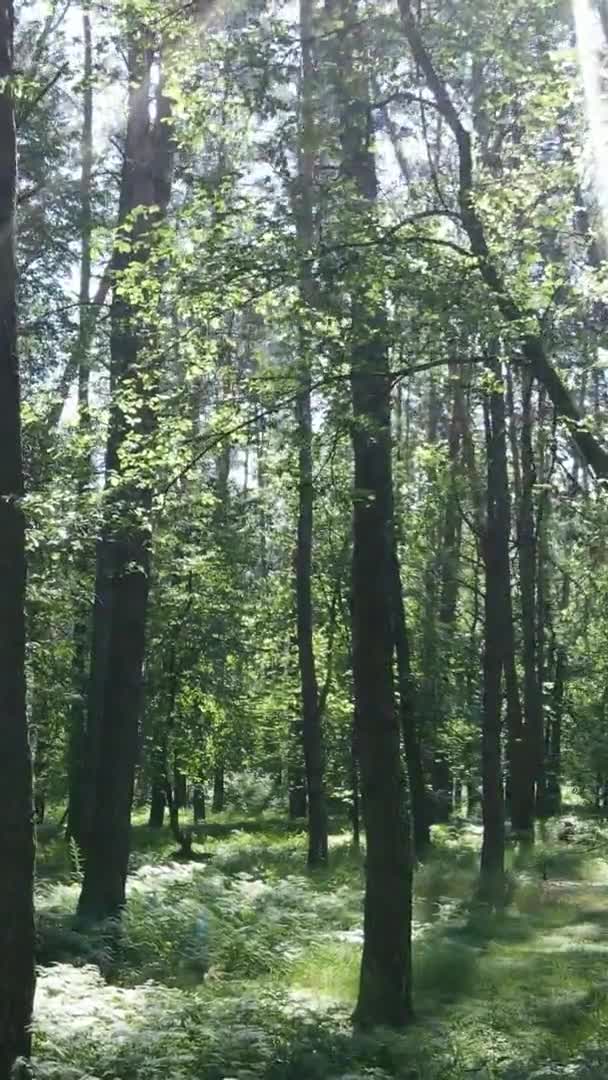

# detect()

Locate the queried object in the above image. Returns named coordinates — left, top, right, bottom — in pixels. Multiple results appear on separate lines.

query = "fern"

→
left=68, top=836, right=83, bottom=884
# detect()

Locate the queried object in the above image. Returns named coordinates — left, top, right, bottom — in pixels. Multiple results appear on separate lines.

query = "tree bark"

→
left=420, top=377, right=451, bottom=822
left=545, top=573, right=568, bottom=816
left=78, top=43, right=174, bottom=921
left=479, top=367, right=509, bottom=899
left=294, top=0, right=328, bottom=867
left=67, top=2, right=94, bottom=851
left=193, top=785, right=206, bottom=823
left=148, top=780, right=166, bottom=829
left=328, top=0, right=413, bottom=1027
left=392, top=547, right=431, bottom=857
left=517, top=371, right=544, bottom=826
left=212, top=761, right=225, bottom=813
left=0, top=2, right=36, bottom=1071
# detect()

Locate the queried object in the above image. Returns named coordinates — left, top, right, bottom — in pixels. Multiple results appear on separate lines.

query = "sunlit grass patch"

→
left=288, top=941, right=360, bottom=1005
left=32, top=812, right=608, bottom=1080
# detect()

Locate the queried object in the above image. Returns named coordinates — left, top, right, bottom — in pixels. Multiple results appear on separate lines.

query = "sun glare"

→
left=573, top=0, right=608, bottom=246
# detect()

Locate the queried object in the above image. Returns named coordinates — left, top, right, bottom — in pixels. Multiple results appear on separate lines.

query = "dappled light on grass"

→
left=32, top=816, right=608, bottom=1080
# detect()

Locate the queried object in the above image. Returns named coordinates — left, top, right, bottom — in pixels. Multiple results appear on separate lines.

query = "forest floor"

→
left=33, top=809, right=608, bottom=1080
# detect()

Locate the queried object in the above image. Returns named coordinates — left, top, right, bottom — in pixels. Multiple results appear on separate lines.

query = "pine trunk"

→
left=328, top=0, right=413, bottom=1027
left=0, top=2, right=36, bottom=1070
left=193, top=786, right=206, bottom=823
left=392, top=548, right=430, bottom=858
left=212, top=762, right=225, bottom=813
left=517, top=371, right=542, bottom=828
left=479, top=367, right=509, bottom=899
left=78, top=44, right=174, bottom=920
left=148, top=781, right=166, bottom=829
left=67, top=4, right=94, bottom=851
left=294, top=0, right=328, bottom=868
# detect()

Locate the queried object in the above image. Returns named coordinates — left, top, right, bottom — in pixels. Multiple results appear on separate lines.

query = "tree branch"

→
left=397, top=0, right=608, bottom=480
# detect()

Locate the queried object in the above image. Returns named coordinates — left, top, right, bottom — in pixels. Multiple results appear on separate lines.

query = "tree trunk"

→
left=174, top=763, right=188, bottom=809
left=351, top=721, right=361, bottom=851
left=77, top=45, right=174, bottom=921
left=193, top=785, right=206, bottom=823
left=148, top=781, right=166, bottom=829
left=288, top=778, right=308, bottom=818
left=0, top=3, right=36, bottom=1071
left=420, top=376, right=451, bottom=823
left=294, top=0, right=328, bottom=868
left=67, top=3, right=94, bottom=851
left=545, top=646, right=564, bottom=817
left=517, top=371, right=543, bottom=827
left=212, top=761, right=225, bottom=813
left=392, top=547, right=431, bottom=857
left=545, top=571, right=568, bottom=817
left=328, top=0, right=413, bottom=1027
left=479, top=368, right=509, bottom=900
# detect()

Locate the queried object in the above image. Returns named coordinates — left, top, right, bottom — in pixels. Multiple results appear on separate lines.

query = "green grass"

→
left=32, top=812, right=608, bottom=1080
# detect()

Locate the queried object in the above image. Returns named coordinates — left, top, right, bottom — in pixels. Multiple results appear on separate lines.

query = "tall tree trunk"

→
left=392, top=548, right=431, bottom=857
left=503, top=371, right=533, bottom=833
left=78, top=44, right=174, bottom=921
left=294, top=0, right=328, bottom=867
left=0, top=2, right=36, bottom=1071
left=545, top=573, right=568, bottom=816
left=212, top=762, right=225, bottom=813
left=193, top=785, right=206, bottom=823
left=433, top=366, right=466, bottom=817
left=328, top=0, right=412, bottom=1027
left=535, top=395, right=551, bottom=816
left=67, top=2, right=94, bottom=850
left=420, top=376, right=451, bottom=821
left=517, top=371, right=543, bottom=827
left=350, top=721, right=361, bottom=851
left=148, top=779, right=166, bottom=829
left=479, top=365, right=510, bottom=899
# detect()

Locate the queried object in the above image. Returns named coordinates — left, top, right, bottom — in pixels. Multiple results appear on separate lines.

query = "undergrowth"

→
left=33, top=813, right=608, bottom=1080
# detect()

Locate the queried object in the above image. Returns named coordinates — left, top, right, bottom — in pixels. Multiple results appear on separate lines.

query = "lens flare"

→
left=573, top=0, right=608, bottom=246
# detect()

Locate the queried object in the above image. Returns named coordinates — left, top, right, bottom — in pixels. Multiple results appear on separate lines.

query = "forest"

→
left=1, top=0, right=608, bottom=1077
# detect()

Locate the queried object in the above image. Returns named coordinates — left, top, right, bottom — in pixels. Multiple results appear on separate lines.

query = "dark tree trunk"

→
left=293, top=0, right=328, bottom=868
left=67, top=5, right=94, bottom=851
left=504, top=634, right=532, bottom=834
left=535, top=410, right=551, bottom=817
left=420, top=450, right=450, bottom=820
left=193, top=786, right=206, bottom=823
left=148, top=782, right=166, bottom=829
left=479, top=368, right=509, bottom=899
left=392, top=548, right=431, bottom=858
left=351, top=722, right=361, bottom=851
left=545, top=573, right=568, bottom=817
left=517, top=371, right=543, bottom=827
left=0, top=4, right=36, bottom=1071
left=328, top=0, right=413, bottom=1027
left=78, top=47, right=174, bottom=921
left=212, top=762, right=225, bottom=813
left=545, top=647, right=564, bottom=817
left=174, top=764, right=188, bottom=810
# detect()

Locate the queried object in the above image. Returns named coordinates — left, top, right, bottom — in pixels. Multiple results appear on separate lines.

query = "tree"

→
left=78, top=28, right=175, bottom=920
left=327, top=0, right=413, bottom=1027
left=66, top=0, right=95, bottom=850
left=479, top=360, right=510, bottom=898
left=0, top=0, right=36, bottom=1072
left=294, top=0, right=329, bottom=867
